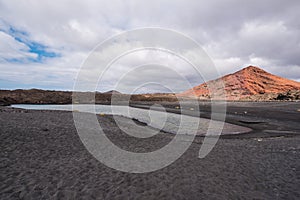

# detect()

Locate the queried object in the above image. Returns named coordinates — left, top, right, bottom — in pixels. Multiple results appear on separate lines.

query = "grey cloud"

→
left=0, top=0, right=299, bottom=91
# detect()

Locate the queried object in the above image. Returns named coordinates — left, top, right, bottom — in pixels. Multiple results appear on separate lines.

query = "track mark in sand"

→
left=238, top=120, right=265, bottom=124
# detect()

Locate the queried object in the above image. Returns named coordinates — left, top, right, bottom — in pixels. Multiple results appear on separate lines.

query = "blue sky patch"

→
left=2, top=25, right=60, bottom=63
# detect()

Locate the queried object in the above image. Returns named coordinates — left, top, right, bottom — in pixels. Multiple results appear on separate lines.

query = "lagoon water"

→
left=12, top=104, right=121, bottom=114
left=11, top=104, right=251, bottom=136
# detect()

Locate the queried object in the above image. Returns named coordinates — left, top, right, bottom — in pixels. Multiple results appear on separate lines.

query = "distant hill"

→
left=179, top=66, right=300, bottom=100
left=0, top=89, right=178, bottom=105
left=103, top=90, right=122, bottom=94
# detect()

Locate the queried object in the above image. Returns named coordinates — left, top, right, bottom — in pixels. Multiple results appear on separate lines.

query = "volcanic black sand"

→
left=1, top=102, right=300, bottom=199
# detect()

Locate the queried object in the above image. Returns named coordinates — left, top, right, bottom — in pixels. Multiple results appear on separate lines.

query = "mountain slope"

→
left=180, top=66, right=300, bottom=100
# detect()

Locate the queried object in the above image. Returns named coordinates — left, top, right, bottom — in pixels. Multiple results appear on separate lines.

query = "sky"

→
left=0, top=0, right=300, bottom=93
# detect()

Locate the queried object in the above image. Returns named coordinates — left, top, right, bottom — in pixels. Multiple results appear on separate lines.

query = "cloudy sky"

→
left=0, top=0, right=299, bottom=93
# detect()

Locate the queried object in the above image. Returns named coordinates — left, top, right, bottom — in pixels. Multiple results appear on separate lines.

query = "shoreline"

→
left=131, top=101, right=300, bottom=138
left=6, top=101, right=300, bottom=138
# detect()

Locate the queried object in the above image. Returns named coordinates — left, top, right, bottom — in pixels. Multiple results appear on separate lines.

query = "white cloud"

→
left=0, top=31, right=37, bottom=61
left=0, top=0, right=299, bottom=92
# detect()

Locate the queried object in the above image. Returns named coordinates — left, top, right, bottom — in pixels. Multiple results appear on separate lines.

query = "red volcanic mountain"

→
left=180, top=66, right=300, bottom=100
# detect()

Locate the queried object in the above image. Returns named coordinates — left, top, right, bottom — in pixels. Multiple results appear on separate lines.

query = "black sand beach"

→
left=1, top=102, right=300, bottom=199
